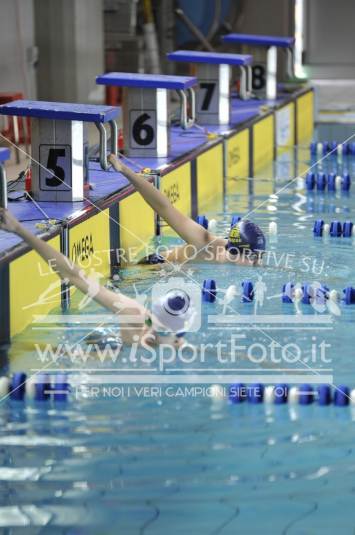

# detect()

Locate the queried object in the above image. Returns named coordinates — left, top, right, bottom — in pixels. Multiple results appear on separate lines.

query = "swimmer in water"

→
left=108, top=154, right=266, bottom=266
left=0, top=208, right=193, bottom=347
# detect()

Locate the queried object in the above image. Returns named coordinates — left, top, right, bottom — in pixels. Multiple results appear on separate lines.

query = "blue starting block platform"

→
left=167, top=50, right=253, bottom=66
left=222, top=33, right=295, bottom=48
left=0, top=148, right=11, bottom=162
left=96, top=72, right=197, bottom=90
left=168, top=50, right=253, bottom=119
left=0, top=100, right=120, bottom=202
left=0, top=100, right=119, bottom=123
left=96, top=72, right=198, bottom=158
left=223, top=33, right=296, bottom=100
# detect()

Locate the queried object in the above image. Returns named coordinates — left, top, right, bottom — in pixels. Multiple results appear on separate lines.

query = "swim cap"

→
left=226, top=219, right=266, bottom=255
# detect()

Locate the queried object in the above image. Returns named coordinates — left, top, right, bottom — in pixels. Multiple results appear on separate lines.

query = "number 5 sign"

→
left=39, top=145, right=71, bottom=191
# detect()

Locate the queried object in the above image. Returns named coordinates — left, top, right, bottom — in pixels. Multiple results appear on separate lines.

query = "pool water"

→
left=3, top=129, right=355, bottom=533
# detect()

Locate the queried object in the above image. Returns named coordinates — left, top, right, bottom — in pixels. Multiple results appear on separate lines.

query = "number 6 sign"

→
left=130, top=110, right=156, bottom=150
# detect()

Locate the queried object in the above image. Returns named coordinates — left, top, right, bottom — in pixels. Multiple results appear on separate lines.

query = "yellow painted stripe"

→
left=297, top=91, right=314, bottom=143
left=226, top=129, right=250, bottom=195
left=197, top=142, right=224, bottom=213
left=119, top=191, right=155, bottom=264
left=160, top=163, right=191, bottom=237
left=69, top=209, right=111, bottom=276
left=253, top=114, right=275, bottom=173
left=276, top=102, right=295, bottom=156
left=9, top=235, right=61, bottom=337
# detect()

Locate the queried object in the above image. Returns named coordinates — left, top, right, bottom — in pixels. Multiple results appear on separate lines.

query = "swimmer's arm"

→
left=0, top=209, right=147, bottom=322
left=109, top=154, right=218, bottom=251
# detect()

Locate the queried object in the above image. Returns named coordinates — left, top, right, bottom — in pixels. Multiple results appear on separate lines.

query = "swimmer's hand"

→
left=108, top=154, right=139, bottom=183
left=108, top=153, right=123, bottom=172
left=0, top=208, right=20, bottom=233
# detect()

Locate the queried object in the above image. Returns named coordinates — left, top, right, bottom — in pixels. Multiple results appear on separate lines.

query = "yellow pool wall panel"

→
left=9, top=235, right=61, bottom=337
left=69, top=209, right=111, bottom=276
left=225, top=128, right=250, bottom=195
left=160, top=163, right=191, bottom=237
left=276, top=102, right=295, bottom=156
left=196, top=142, right=224, bottom=213
left=297, top=90, right=314, bottom=143
left=252, top=114, right=275, bottom=173
left=119, top=191, right=156, bottom=264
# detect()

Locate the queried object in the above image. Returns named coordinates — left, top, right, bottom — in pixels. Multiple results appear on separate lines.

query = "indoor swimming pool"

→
left=3, top=128, right=355, bottom=533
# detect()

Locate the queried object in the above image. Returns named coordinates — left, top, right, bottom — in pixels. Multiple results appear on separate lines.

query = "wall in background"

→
left=0, top=0, right=37, bottom=98
left=35, top=0, right=104, bottom=102
left=304, top=0, right=355, bottom=79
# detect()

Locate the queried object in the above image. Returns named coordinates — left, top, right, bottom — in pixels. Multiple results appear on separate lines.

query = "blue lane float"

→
left=247, top=383, right=264, bottom=403
left=203, top=279, right=355, bottom=307
left=202, top=279, right=217, bottom=303
left=343, top=221, right=353, bottom=237
left=229, top=383, right=247, bottom=403
left=241, top=280, right=254, bottom=303
left=343, top=287, right=355, bottom=305
left=281, top=282, right=330, bottom=304
left=327, top=173, right=336, bottom=192
left=35, top=373, right=52, bottom=401
left=1, top=373, right=69, bottom=402
left=310, top=141, right=355, bottom=156
left=10, top=372, right=26, bottom=401
left=196, top=215, right=209, bottom=229
left=342, top=172, right=351, bottom=191
left=316, top=172, right=327, bottom=191
left=330, top=220, right=343, bottom=237
left=313, top=219, right=324, bottom=237
left=201, top=280, right=254, bottom=303
left=313, top=219, right=354, bottom=237
left=229, top=383, right=354, bottom=406
left=196, top=214, right=243, bottom=230
left=317, top=384, right=332, bottom=406
left=334, top=385, right=350, bottom=407
left=282, top=282, right=294, bottom=303
left=306, top=172, right=351, bottom=192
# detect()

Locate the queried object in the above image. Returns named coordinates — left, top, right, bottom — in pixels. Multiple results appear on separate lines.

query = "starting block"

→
left=167, top=50, right=253, bottom=125
left=96, top=72, right=197, bottom=157
left=0, top=147, right=10, bottom=209
left=222, top=33, right=295, bottom=100
left=0, top=100, right=119, bottom=202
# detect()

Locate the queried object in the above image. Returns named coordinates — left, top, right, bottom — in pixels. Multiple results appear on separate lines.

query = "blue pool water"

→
left=3, top=132, right=355, bottom=533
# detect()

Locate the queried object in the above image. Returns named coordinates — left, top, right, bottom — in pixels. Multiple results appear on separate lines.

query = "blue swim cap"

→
left=226, top=219, right=266, bottom=255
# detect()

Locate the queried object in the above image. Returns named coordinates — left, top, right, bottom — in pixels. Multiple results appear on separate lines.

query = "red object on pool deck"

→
left=105, top=85, right=122, bottom=106
left=118, top=128, right=124, bottom=151
left=0, top=92, right=31, bottom=145
left=24, top=168, right=32, bottom=193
